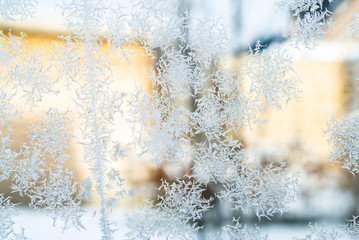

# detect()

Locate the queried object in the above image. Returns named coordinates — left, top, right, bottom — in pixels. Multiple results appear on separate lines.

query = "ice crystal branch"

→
left=191, top=138, right=244, bottom=184
left=0, top=0, right=37, bottom=22
left=325, top=113, right=359, bottom=175
left=207, top=218, right=269, bottom=240
left=349, top=12, right=359, bottom=39
left=219, top=160, right=298, bottom=219
left=0, top=31, right=57, bottom=109
left=0, top=89, right=17, bottom=129
left=345, top=215, right=359, bottom=240
left=58, top=0, right=107, bottom=36
left=125, top=178, right=212, bottom=240
left=0, top=195, right=28, bottom=240
left=13, top=110, right=85, bottom=230
left=129, top=86, right=192, bottom=165
left=187, top=18, right=231, bottom=67
left=56, top=1, right=129, bottom=238
left=292, top=224, right=342, bottom=240
left=14, top=51, right=57, bottom=107
left=127, top=0, right=184, bottom=55
left=277, top=0, right=333, bottom=48
left=241, top=43, right=300, bottom=110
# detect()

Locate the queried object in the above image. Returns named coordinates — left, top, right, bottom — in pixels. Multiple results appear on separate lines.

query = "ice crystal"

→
left=0, top=31, right=27, bottom=84
left=15, top=51, right=57, bottom=107
left=241, top=43, right=300, bottom=109
left=208, top=218, right=268, bottom=240
left=219, top=161, right=298, bottom=219
left=111, top=141, right=129, bottom=161
left=0, top=89, right=17, bottom=129
left=345, top=215, right=359, bottom=240
left=125, top=178, right=212, bottom=240
left=293, top=224, right=341, bottom=240
left=0, top=30, right=56, bottom=108
left=350, top=12, right=359, bottom=39
left=58, top=0, right=107, bottom=36
left=277, top=0, right=333, bottom=48
left=326, top=113, right=359, bottom=175
left=192, top=138, right=245, bottom=184
left=13, top=110, right=85, bottom=229
left=129, top=82, right=192, bottom=165
left=128, top=0, right=184, bottom=55
left=0, top=0, right=37, bottom=22
left=55, top=1, right=130, bottom=237
left=188, top=18, right=230, bottom=66
left=0, top=195, right=28, bottom=240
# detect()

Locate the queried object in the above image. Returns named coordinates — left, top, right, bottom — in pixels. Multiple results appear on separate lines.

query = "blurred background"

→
left=2, top=0, right=359, bottom=239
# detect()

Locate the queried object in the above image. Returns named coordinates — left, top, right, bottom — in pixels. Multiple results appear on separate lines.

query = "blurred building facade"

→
left=2, top=0, right=359, bottom=220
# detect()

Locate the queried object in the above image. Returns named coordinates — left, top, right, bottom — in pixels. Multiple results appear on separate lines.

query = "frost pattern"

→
left=219, top=161, right=298, bottom=219
left=207, top=219, right=268, bottom=240
left=0, top=0, right=340, bottom=239
left=55, top=1, right=129, bottom=238
left=0, top=31, right=57, bottom=109
left=0, top=0, right=37, bottom=22
left=14, top=110, right=84, bottom=230
left=277, top=0, right=333, bottom=48
left=326, top=114, right=359, bottom=174
left=126, top=178, right=212, bottom=240
left=349, top=12, right=359, bottom=39
left=126, top=0, right=303, bottom=237
left=0, top=195, right=28, bottom=240
left=345, top=215, right=359, bottom=240
left=292, top=224, right=341, bottom=240
left=241, top=42, right=299, bottom=109
left=127, top=0, right=184, bottom=54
